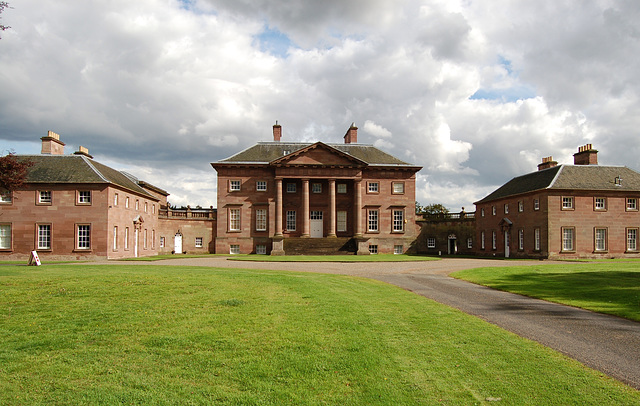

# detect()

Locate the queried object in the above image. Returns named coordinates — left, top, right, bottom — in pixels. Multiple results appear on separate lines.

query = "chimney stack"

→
left=41, top=130, right=65, bottom=155
left=273, top=121, right=282, bottom=142
left=344, top=123, right=358, bottom=144
left=573, top=144, right=598, bottom=165
left=537, top=156, right=558, bottom=171
left=73, top=145, right=93, bottom=159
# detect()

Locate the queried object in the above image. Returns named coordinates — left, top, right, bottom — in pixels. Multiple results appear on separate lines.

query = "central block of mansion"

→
left=211, top=123, right=422, bottom=255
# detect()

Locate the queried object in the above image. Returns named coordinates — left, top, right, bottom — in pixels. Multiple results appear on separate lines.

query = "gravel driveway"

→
left=108, top=256, right=640, bottom=390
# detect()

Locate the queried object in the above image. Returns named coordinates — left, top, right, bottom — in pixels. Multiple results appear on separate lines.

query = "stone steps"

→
left=283, top=237, right=356, bottom=255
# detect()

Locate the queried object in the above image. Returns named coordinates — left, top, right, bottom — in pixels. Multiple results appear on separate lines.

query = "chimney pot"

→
left=273, top=121, right=282, bottom=142
left=41, top=130, right=65, bottom=155
left=73, top=145, right=93, bottom=159
left=537, top=156, right=558, bottom=171
left=344, top=123, right=358, bottom=144
left=573, top=144, right=598, bottom=165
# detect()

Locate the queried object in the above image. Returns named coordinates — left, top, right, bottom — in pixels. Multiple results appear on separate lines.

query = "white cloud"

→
left=363, top=120, right=392, bottom=138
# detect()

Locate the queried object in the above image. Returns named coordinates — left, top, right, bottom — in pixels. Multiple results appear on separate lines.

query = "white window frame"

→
left=0, top=189, right=11, bottom=204
left=518, top=201, right=524, bottom=212
left=160, top=236, right=165, bottom=248
left=492, top=231, right=497, bottom=250
left=481, top=208, right=485, bottom=217
left=368, top=209, right=379, bottom=232
left=368, top=244, right=378, bottom=254
left=534, top=199, right=540, bottom=211
left=367, top=182, right=379, bottom=193
left=392, top=182, right=405, bottom=194
left=77, top=224, right=91, bottom=250
left=481, top=231, right=485, bottom=250
left=492, top=206, right=496, bottom=216
left=504, top=204, right=509, bottom=214
left=312, top=183, right=322, bottom=193
left=562, top=227, right=575, bottom=252
left=38, top=224, right=51, bottom=250
left=229, top=180, right=241, bottom=192
left=534, top=228, right=541, bottom=251
left=392, top=209, right=404, bottom=232
left=594, top=228, right=607, bottom=252
left=256, top=208, right=267, bottom=231
left=114, top=193, right=118, bottom=206
left=394, top=245, right=403, bottom=254
left=594, top=197, right=607, bottom=211
left=113, top=226, right=118, bottom=251
left=467, top=238, right=473, bottom=249
left=125, top=227, right=129, bottom=250
left=286, top=183, right=296, bottom=193
left=337, top=184, right=347, bottom=194
left=286, top=210, right=296, bottom=231
left=0, top=224, right=11, bottom=249
left=230, top=244, right=240, bottom=254
left=125, top=197, right=130, bottom=208
left=626, top=198, right=638, bottom=211
left=256, top=181, right=267, bottom=192
left=38, top=190, right=52, bottom=204
left=518, top=229, right=524, bottom=250
left=427, top=237, right=436, bottom=248
left=562, top=196, right=574, bottom=210
left=256, top=245, right=267, bottom=255
left=229, top=208, right=241, bottom=231
left=195, top=237, right=203, bottom=248
left=78, top=190, right=91, bottom=205
left=627, top=228, right=638, bottom=252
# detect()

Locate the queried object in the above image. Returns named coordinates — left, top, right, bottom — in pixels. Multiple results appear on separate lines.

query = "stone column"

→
left=302, top=178, right=310, bottom=237
left=275, top=178, right=283, bottom=237
left=354, top=179, right=362, bottom=237
left=328, top=179, right=336, bottom=237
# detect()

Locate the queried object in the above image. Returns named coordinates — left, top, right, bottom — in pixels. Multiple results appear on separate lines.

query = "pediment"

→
left=270, top=142, right=366, bottom=167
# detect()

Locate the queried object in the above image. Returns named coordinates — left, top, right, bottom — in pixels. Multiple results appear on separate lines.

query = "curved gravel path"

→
left=107, top=256, right=640, bottom=390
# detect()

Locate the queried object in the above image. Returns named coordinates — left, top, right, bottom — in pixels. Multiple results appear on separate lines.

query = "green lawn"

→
left=452, top=262, right=640, bottom=322
left=0, top=265, right=637, bottom=405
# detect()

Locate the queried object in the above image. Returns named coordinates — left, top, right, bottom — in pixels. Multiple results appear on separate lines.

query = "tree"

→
left=0, top=152, right=33, bottom=191
left=421, top=203, right=450, bottom=215
left=0, top=2, right=10, bottom=38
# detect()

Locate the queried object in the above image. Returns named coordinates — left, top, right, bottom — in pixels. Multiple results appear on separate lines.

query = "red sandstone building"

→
left=474, top=145, right=640, bottom=259
left=211, top=123, right=422, bottom=255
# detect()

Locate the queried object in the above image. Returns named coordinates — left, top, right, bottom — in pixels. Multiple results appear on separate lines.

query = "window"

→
left=287, top=183, right=296, bottom=193
left=534, top=199, right=540, bottom=211
left=562, top=197, right=574, bottom=210
left=230, top=244, right=240, bottom=254
left=368, top=244, right=378, bottom=254
left=230, top=180, right=241, bottom=191
left=312, top=183, right=322, bottom=193
left=492, top=231, right=496, bottom=250
left=125, top=197, right=130, bottom=208
left=256, top=208, right=267, bottom=231
left=78, top=191, right=91, bottom=204
left=427, top=237, right=436, bottom=248
left=492, top=206, right=496, bottom=216
left=152, top=205, right=156, bottom=214
left=195, top=237, right=203, bottom=248
left=337, top=184, right=347, bottom=194
left=152, top=230, right=155, bottom=249
left=0, top=224, right=11, bottom=249
left=114, top=193, right=118, bottom=206
left=144, top=229, right=148, bottom=249
left=481, top=231, right=485, bottom=250
left=467, top=238, right=473, bottom=249
left=368, top=182, right=379, bottom=193
left=160, top=236, right=165, bottom=248
left=229, top=208, right=241, bottom=231
left=337, top=211, right=347, bottom=232
left=77, top=224, right=91, bottom=249
left=562, top=227, right=575, bottom=251
left=256, top=181, right=267, bottom=191
left=144, top=202, right=148, bottom=213
left=518, top=229, right=524, bottom=250
left=286, top=210, right=296, bottom=231
left=627, top=228, right=638, bottom=252
left=38, top=224, right=51, bottom=250
left=594, top=228, right=607, bottom=252
left=392, top=182, right=405, bottom=194
left=504, top=204, right=509, bottom=214
left=518, top=201, right=524, bottom=212
left=481, top=208, right=485, bottom=217
left=627, top=198, right=638, bottom=211
left=534, top=228, right=541, bottom=251
left=256, top=245, right=267, bottom=255
left=125, top=227, right=129, bottom=249
left=368, top=209, right=379, bottom=232
left=0, top=189, right=11, bottom=203
left=135, top=200, right=139, bottom=211
left=594, top=197, right=607, bottom=211
left=392, top=209, right=404, bottom=232
left=394, top=245, right=403, bottom=254
left=113, top=226, right=118, bottom=251
left=38, top=191, right=52, bottom=204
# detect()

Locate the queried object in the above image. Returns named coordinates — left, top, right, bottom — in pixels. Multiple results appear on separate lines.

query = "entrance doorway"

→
left=448, top=234, right=457, bottom=255
left=310, top=211, right=323, bottom=238
left=174, top=232, right=183, bottom=254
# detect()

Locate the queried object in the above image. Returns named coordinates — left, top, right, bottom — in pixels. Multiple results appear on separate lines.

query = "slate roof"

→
left=20, top=155, right=157, bottom=199
left=476, top=165, right=640, bottom=203
left=213, top=142, right=418, bottom=167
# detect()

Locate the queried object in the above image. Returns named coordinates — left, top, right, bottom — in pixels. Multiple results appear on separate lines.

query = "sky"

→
left=1, top=0, right=639, bottom=210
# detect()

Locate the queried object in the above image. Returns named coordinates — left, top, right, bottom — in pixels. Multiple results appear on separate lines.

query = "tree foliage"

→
left=0, top=152, right=33, bottom=191
left=0, top=2, right=10, bottom=37
left=418, top=203, right=450, bottom=215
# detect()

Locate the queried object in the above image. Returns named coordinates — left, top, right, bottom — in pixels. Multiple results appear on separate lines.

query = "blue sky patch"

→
left=470, top=85, right=536, bottom=102
left=256, top=26, right=294, bottom=58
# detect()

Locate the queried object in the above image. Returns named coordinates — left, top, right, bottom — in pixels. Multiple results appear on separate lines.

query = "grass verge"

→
left=452, top=262, right=640, bottom=322
left=228, top=254, right=439, bottom=262
left=0, top=264, right=637, bottom=405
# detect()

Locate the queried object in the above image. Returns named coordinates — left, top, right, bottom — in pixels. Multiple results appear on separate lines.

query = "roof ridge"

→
left=81, top=155, right=109, bottom=183
left=547, top=164, right=564, bottom=189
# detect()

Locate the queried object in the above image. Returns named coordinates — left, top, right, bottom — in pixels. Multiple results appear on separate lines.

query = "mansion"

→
left=1, top=127, right=640, bottom=260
